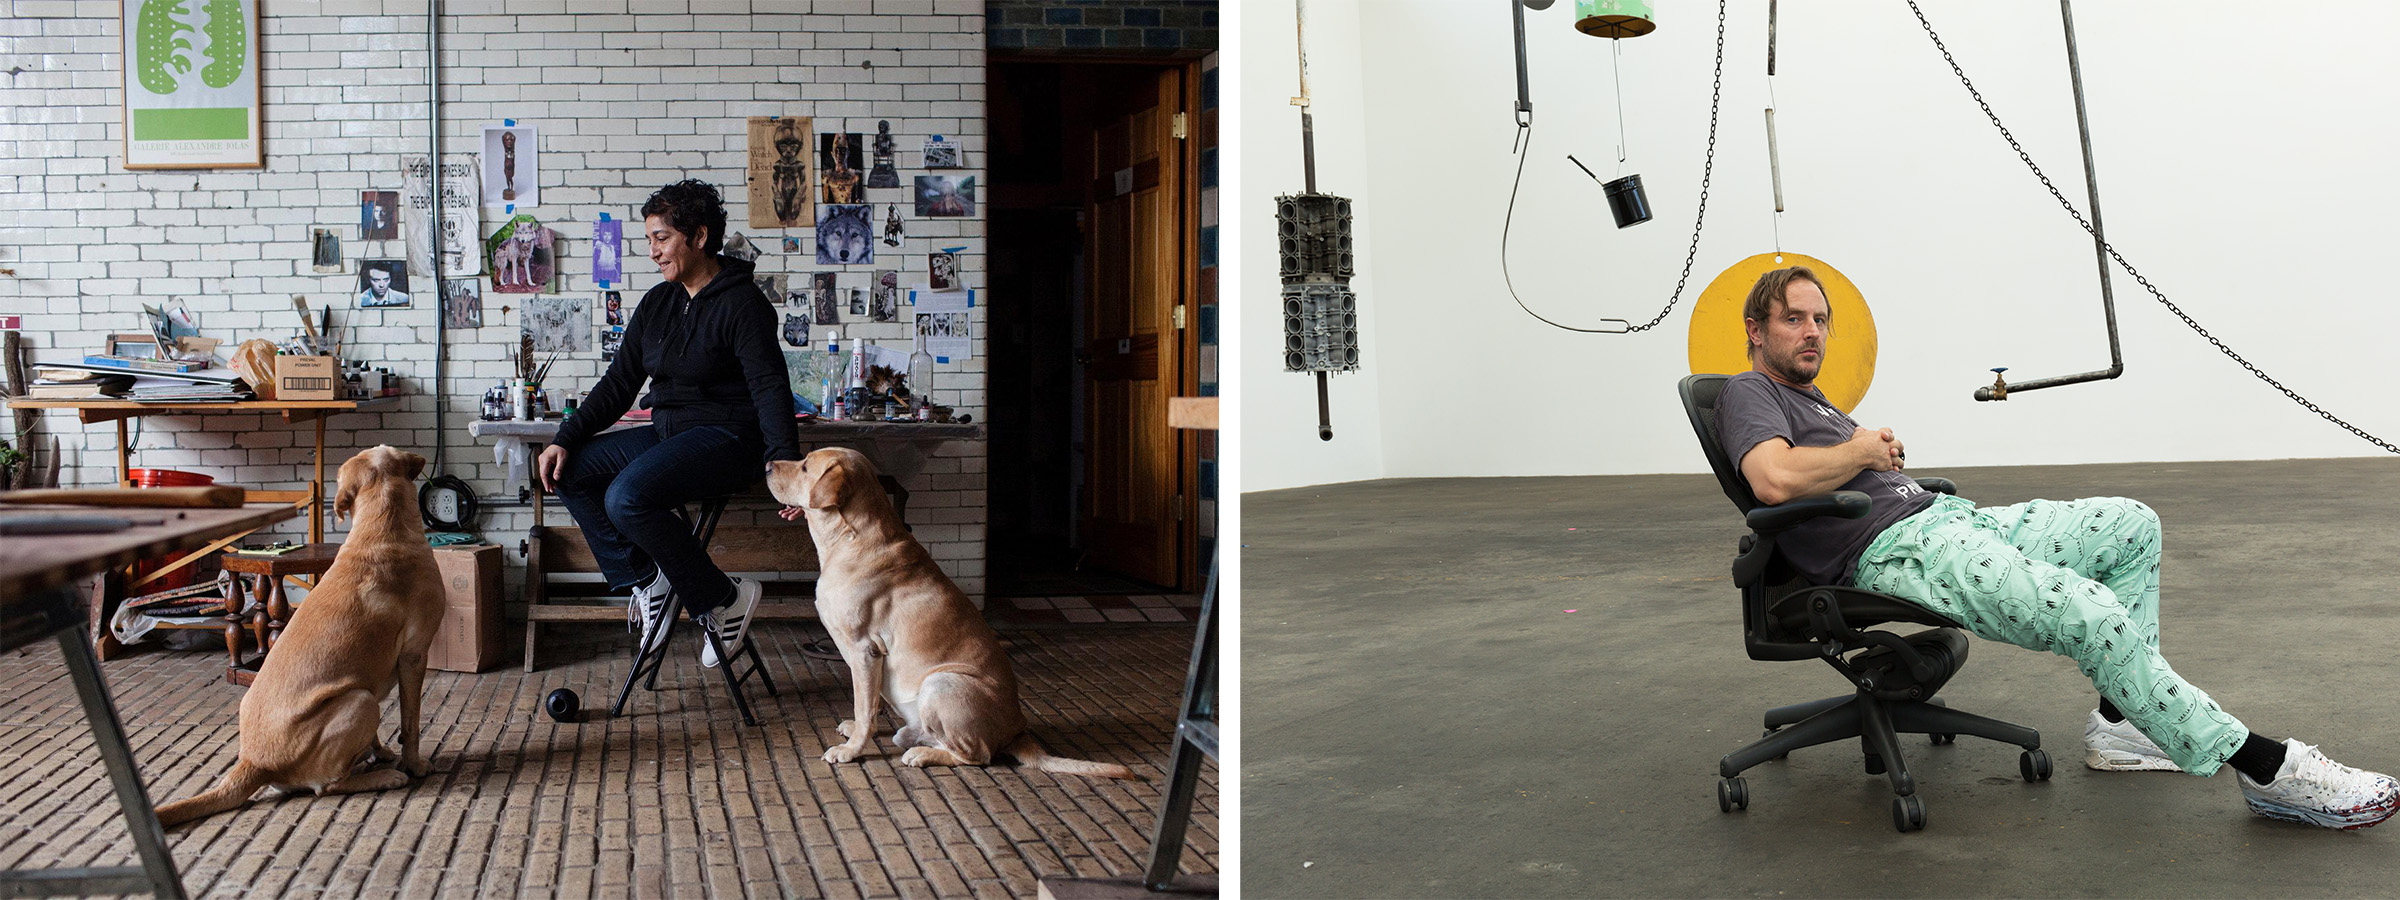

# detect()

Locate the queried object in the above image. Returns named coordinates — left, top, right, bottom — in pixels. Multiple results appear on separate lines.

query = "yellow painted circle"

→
left=1686, top=252, right=1878, bottom=413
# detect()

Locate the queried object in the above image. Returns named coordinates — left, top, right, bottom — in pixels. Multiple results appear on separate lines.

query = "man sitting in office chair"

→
left=1712, top=266, right=2398, bottom=830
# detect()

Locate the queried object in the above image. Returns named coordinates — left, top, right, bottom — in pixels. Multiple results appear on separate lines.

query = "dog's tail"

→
left=1009, top=733, right=1139, bottom=780
left=155, top=759, right=270, bottom=827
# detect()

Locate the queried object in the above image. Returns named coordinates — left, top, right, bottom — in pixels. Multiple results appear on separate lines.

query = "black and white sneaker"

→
left=699, top=576, right=762, bottom=668
left=627, top=568, right=674, bottom=656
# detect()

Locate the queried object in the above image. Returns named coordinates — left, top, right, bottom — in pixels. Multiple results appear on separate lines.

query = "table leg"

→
left=115, top=419, right=130, bottom=487
left=311, top=417, right=325, bottom=544
left=53, top=618, right=189, bottom=899
left=532, top=442, right=545, bottom=528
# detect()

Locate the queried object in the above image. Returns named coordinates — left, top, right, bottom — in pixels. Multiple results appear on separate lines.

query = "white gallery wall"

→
left=1242, top=0, right=2400, bottom=492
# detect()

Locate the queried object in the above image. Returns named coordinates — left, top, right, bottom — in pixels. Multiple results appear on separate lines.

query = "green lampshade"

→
left=1575, top=0, right=1656, bottom=38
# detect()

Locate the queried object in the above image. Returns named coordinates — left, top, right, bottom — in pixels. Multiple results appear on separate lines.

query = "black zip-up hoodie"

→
left=550, top=255, right=800, bottom=463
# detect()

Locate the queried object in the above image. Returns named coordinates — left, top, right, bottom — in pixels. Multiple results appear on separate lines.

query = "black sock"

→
left=2097, top=698, right=2125, bottom=724
left=2230, top=733, right=2289, bottom=784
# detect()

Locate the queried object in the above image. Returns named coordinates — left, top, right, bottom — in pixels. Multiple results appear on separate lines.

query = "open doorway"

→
left=988, top=59, right=1201, bottom=597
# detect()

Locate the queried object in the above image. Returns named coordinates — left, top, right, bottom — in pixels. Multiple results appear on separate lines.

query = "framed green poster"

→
left=122, top=0, right=263, bottom=169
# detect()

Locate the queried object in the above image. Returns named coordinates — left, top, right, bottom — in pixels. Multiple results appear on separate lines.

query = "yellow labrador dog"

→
left=771, top=447, right=1134, bottom=778
left=156, top=446, right=446, bottom=826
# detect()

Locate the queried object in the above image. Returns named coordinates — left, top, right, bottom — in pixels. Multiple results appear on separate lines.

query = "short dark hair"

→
left=641, top=179, right=728, bottom=256
left=1742, top=266, right=1830, bottom=355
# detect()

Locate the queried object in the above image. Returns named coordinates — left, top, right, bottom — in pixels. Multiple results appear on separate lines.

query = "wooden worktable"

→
left=0, top=501, right=299, bottom=900
left=5, top=397, right=399, bottom=550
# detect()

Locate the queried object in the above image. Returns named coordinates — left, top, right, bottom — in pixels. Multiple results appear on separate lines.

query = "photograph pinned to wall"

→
left=746, top=115, right=813, bottom=228
left=881, top=204, right=906, bottom=247
left=361, top=190, right=399, bottom=240
left=722, top=232, right=761, bottom=263
left=782, top=350, right=835, bottom=414
left=915, top=312, right=971, bottom=360
left=523, top=295, right=592, bottom=353
left=121, top=0, right=262, bottom=169
left=849, top=287, right=867, bottom=318
left=815, top=204, right=874, bottom=266
left=752, top=273, right=786, bottom=305
left=922, top=134, right=961, bottom=169
left=481, top=125, right=538, bottom=207
left=356, top=260, right=412, bottom=308
left=820, top=131, right=864, bottom=205
left=783, top=313, right=810, bottom=348
left=404, top=154, right=481, bottom=277
left=311, top=228, right=343, bottom=273
left=784, top=287, right=809, bottom=309
left=783, top=236, right=801, bottom=253
left=868, top=120, right=900, bottom=189
left=811, top=272, right=840, bottom=325
left=927, top=250, right=962, bottom=293
left=915, top=176, right=975, bottom=218
left=486, top=215, right=553, bottom=294
left=593, top=218, right=623, bottom=285
left=441, top=278, right=483, bottom=329
left=873, top=270, right=900, bottom=322
left=602, top=290, right=624, bottom=326
left=600, top=325, right=625, bottom=361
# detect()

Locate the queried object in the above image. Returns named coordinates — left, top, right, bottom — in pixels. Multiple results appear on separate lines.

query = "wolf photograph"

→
left=816, top=204, right=874, bottom=265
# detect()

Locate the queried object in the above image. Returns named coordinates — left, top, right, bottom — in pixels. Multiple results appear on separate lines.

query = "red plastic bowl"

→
left=128, top=468, right=215, bottom=488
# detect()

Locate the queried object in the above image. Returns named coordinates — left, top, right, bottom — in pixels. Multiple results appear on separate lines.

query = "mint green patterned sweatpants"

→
left=1851, top=494, right=2247, bottom=776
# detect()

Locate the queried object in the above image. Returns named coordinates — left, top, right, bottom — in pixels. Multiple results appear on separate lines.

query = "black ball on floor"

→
left=544, top=688, right=580, bottom=723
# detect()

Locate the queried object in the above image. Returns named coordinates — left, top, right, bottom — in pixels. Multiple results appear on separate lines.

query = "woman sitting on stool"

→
left=537, top=179, right=798, bottom=667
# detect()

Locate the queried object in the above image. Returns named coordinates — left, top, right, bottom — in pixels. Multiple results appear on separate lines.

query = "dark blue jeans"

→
left=551, top=425, right=763, bottom=613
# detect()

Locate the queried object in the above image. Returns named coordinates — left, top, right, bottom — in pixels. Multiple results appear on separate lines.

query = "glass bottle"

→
left=908, top=330, right=936, bottom=414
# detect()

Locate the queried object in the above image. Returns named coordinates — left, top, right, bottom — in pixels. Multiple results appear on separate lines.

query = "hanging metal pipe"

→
left=1764, top=108, right=1783, bottom=213
left=1512, top=0, right=1534, bottom=124
left=1975, top=0, right=2124, bottom=401
left=428, top=1, right=447, bottom=470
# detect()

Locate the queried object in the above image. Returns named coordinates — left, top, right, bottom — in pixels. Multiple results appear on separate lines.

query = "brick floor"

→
left=0, top=623, right=1216, bottom=898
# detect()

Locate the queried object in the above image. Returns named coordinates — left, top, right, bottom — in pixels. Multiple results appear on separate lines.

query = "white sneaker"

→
left=628, top=568, right=675, bottom=656
left=699, top=577, right=762, bottom=668
left=2239, top=738, right=2400, bottom=830
left=2083, top=709, right=2183, bottom=772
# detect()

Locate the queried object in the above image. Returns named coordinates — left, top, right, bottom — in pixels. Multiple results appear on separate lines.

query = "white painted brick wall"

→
left=1, top=0, right=990, bottom=599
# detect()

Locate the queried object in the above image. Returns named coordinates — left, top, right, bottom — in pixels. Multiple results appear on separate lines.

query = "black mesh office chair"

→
left=1677, top=373, right=2051, bottom=832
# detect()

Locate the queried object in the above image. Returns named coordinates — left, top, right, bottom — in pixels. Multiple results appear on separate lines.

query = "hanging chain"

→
left=1502, top=0, right=1724, bottom=334
left=1906, top=1, right=2398, bottom=455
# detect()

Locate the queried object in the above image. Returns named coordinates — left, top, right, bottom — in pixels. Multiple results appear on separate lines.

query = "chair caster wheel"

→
left=1718, top=776, right=1749, bottom=813
left=1864, top=754, right=1886, bottom=775
left=1930, top=733, right=1956, bottom=745
left=2020, top=748, right=2053, bottom=782
left=1891, top=794, right=1926, bottom=832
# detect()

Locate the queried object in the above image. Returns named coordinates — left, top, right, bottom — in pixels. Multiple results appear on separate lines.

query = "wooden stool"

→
left=219, top=543, right=342, bottom=686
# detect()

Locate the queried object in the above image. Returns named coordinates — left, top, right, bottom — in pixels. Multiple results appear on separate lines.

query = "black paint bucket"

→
left=1603, top=173, right=1652, bottom=229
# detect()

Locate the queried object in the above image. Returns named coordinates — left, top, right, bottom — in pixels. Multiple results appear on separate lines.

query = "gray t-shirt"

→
left=1715, top=370, right=1938, bottom=586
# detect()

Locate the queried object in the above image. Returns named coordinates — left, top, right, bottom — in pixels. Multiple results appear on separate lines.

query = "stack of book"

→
left=31, top=360, right=253, bottom=402
left=26, top=367, right=137, bottom=399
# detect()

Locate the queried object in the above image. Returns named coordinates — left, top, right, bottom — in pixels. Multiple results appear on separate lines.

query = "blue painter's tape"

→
left=936, top=356, right=950, bottom=364
left=506, top=204, right=514, bottom=215
left=597, top=280, right=610, bottom=289
left=504, top=119, right=515, bottom=127
left=941, top=246, right=968, bottom=253
left=598, top=212, right=610, bottom=221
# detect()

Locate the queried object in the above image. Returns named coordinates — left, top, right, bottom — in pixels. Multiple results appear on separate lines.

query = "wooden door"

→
left=1081, top=68, right=1187, bottom=589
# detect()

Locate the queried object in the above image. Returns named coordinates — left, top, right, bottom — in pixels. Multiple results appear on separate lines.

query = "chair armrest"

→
left=1915, top=477, right=1957, bottom=496
left=1745, top=491, right=1871, bottom=533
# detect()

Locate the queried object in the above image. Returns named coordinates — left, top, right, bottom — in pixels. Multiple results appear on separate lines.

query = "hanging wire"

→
left=1905, top=0, right=2398, bottom=455
left=1501, top=0, right=1727, bottom=334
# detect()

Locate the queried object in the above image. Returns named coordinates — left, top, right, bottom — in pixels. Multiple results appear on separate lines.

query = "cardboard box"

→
left=428, top=544, right=505, bottom=673
left=277, top=354, right=339, bottom=401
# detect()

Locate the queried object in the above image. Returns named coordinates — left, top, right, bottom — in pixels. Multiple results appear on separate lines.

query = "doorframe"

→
left=985, top=55, right=1207, bottom=593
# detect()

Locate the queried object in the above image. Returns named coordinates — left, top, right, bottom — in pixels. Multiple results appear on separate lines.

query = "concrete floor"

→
left=1242, top=457, right=2400, bottom=898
